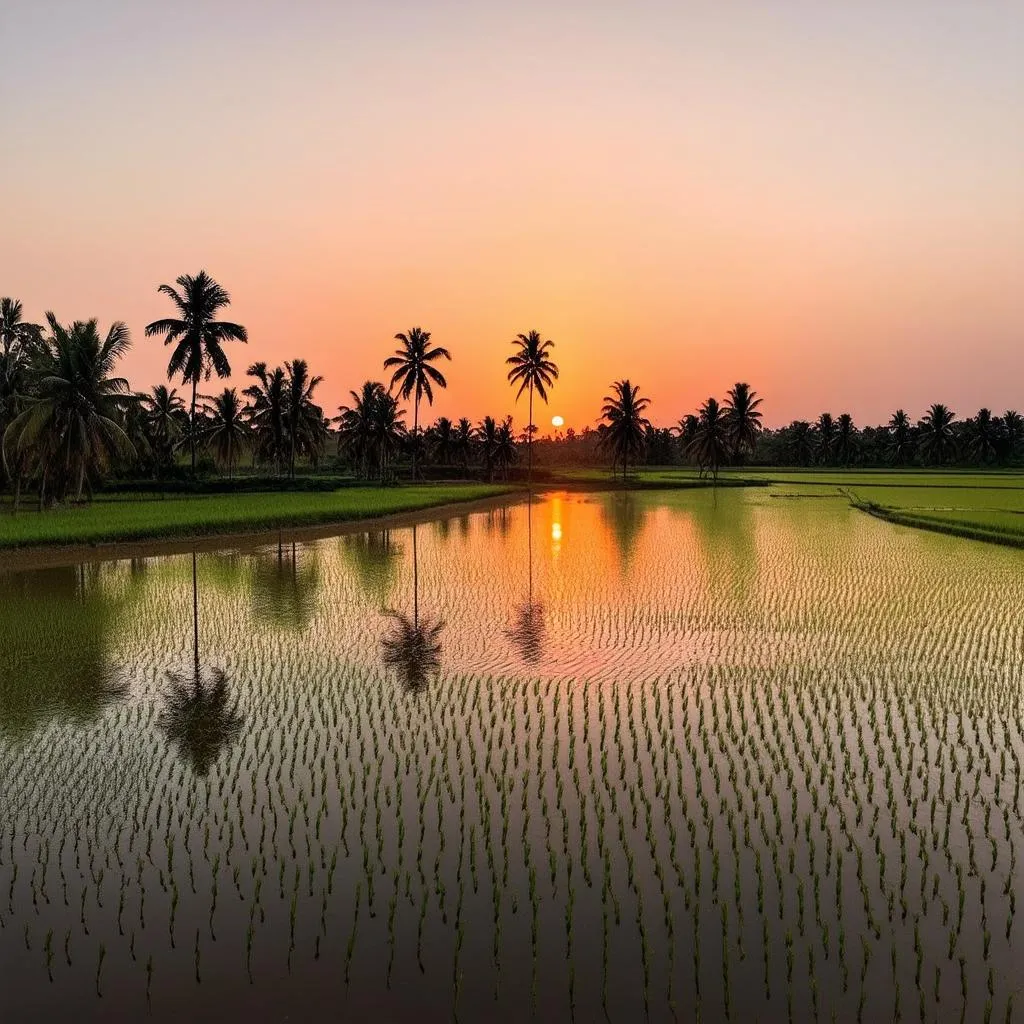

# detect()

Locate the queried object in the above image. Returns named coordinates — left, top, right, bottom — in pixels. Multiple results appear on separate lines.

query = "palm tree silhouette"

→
left=283, top=358, right=325, bottom=478
left=787, top=420, right=815, bottom=466
left=380, top=525, right=445, bottom=693
left=335, top=381, right=383, bottom=479
left=687, top=397, right=730, bottom=482
left=384, top=327, right=450, bottom=481
left=506, top=330, right=558, bottom=484
left=917, top=404, right=956, bottom=465
left=244, top=362, right=288, bottom=475
left=477, top=415, right=499, bottom=481
left=203, top=387, right=247, bottom=478
left=494, top=416, right=518, bottom=479
left=967, top=408, right=999, bottom=464
left=887, top=409, right=913, bottom=465
left=598, top=379, right=651, bottom=482
left=835, top=413, right=856, bottom=466
left=815, top=413, right=836, bottom=465
left=158, top=551, right=243, bottom=773
left=432, top=416, right=455, bottom=466
left=1003, top=410, right=1023, bottom=460
left=142, top=385, right=187, bottom=472
left=145, top=271, right=247, bottom=475
left=3, top=313, right=135, bottom=504
left=454, top=417, right=474, bottom=472
left=723, top=382, right=763, bottom=463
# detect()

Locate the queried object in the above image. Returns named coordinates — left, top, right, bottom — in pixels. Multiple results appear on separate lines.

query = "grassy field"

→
left=0, top=484, right=513, bottom=549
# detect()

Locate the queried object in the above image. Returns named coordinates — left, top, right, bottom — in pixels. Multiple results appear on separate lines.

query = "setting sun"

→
left=551, top=415, right=564, bottom=428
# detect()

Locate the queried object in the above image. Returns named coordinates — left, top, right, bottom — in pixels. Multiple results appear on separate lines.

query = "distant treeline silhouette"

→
left=2, top=274, right=1021, bottom=508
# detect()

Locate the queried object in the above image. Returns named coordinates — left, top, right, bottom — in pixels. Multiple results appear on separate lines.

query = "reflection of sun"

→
left=551, top=415, right=564, bottom=427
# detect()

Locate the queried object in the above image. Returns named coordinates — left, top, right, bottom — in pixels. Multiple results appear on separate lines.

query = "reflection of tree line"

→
left=0, top=493, right=756, bottom=740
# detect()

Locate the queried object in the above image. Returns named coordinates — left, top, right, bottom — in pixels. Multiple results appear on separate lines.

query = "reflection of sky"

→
left=2, top=488, right=1023, bottom=736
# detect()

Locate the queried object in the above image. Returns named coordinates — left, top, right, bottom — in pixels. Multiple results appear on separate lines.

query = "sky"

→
left=2, top=0, right=1022, bottom=430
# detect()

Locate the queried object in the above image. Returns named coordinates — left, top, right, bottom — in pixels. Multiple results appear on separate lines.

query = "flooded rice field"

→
left=1, top=488, right=1023, bottom=1021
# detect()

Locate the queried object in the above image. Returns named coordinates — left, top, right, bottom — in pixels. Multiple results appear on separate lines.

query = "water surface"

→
left=2, top=489, right=1022, bottom=1021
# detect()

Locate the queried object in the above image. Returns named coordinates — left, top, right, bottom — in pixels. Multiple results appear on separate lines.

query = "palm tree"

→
left=432, top=416, right=455, bottom=466
left=243, top=362, right=287, bottom=474
left=0, top=298, right=42, bottom=396
left=143, top=385, right=187, bottom=472
left=477, top=415, right=499, bottom=482
left=835, top=413, right=856, bottom=466
left=384, top=327, right=450, bottom=480
left=967, top=408, right=999, bottom=464
left=917, top=404, right=956, bottom=465
left=335, top=381, right=384, bottom=479
left=598, top=379, right=651, bottom=482
left=815, top=413, right=836, bottom=465
left=494, top=416, right=518, bottom=479
left=370, top=390, right=407, bottom=482
left=887, top=409, right=913, bottom=465
left=283, top=358, right=325, bottom=478
left=787, top=420, right=815, bottom=466
left=145, top=271, right=247, bottom=475
left=203, top=388, right=247, bottom=478
left=3, top=313, right=135, bottom=505
left=454, top=417, right=474, bottom=472
left=723, top=382, right=763, bottom=463
left=687, top=397, right=730, bottom=481
left=1003, top=410, right=1023, bottom=462
left=506, top=330, right=558, bottom=483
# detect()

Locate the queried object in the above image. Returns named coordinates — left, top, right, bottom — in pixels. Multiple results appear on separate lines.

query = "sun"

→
left=551, top=415, right=564, bottom=428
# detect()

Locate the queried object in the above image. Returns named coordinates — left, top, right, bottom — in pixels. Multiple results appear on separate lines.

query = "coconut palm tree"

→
left=723, top=382, right=763, bottom=463
left=145, top=271, right=247, bottom=475
left=370, top=390, right=407, bottom=482
left=283, top=358, right=325, bottom=478
left=142, top=385, right=187, bottom=472
left=203, top=388, right=247, bottom=478
left=917, top=404, right=956, bottom=465
left=815, top=413, right=836, bottom=465
left=0, top=298, right=42, bottom=399
left=1003, top=410, right=1023, bottom=461
left=431, top=416, right=455, bottom=467
left=887, top=409, right=914, bottom=465
left=477, top=415, right=500, bottom=482
left=506, top=330, right=558, bottom=483
left=384, top=327, right=450, bottom=480
left=494, top=416, right=518, bottom=479
left=687, top=397, right=730, bottom=481
left=3, top=313, right=135, bottom=504
left=244, top=362, right=287, bottom=474
left=454, top=417, right=474, bottom=472
left=787, top=420, right=815, bottom=466
left=967, top=408, right=999, bottom=464
left=598, top=379, right=651, bottom=481
left=335, top=381, right=384, bottom=479
left=835, top=413, right=857, bottom=466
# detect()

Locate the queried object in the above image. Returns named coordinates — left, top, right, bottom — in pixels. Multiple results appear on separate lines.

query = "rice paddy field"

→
left=2, top=487, right=1024, bottom=1021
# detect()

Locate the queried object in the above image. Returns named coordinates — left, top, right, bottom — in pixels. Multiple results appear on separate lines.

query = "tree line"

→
left=2, top=273, right=1020, bottom=509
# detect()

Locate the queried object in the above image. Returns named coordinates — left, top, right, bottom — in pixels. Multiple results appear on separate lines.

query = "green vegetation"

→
left=0, top=484, right=510, bottom=549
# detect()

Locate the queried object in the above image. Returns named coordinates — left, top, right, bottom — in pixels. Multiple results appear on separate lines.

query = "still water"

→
left=1, top=489, right=1022, bottom=1021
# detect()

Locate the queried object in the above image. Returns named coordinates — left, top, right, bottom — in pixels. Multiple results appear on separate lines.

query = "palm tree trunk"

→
left=13, top=473, right=21, bottom=514
left=190, top=377, right=198, bottom=476
left=412, top=387, right=420, bottom=483
left=528, top=382, right=533, bottom=486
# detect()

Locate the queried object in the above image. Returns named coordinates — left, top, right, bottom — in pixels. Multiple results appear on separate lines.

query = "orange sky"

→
left=2, top=2, right=1022, bottom=429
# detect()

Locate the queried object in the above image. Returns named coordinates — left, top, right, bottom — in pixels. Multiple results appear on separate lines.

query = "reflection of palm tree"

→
left=159, top=552, right=243, bottom=773
left=250, top=538, right=321, bottom=630
left=159, top=668, right=243, bottom=775
left=0, top=564, right=131, bottom=738
left=505, top=497, right=546, bottom=663
left=342, top=530, right=402, bottom=608
left=600, top=491, right=648, bottom=567
left=380, top=525, right=445, bottom=693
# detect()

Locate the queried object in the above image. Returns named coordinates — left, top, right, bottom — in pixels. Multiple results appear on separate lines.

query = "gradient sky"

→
left=2, top=1, right=1022, bottom=429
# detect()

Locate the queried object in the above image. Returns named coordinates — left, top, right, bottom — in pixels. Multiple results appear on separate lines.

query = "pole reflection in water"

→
left=158, top=551, right=243, bottom=773
left=380, top=524, right=445, bottom=693
left=505, top=494, right=547, bottom=664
